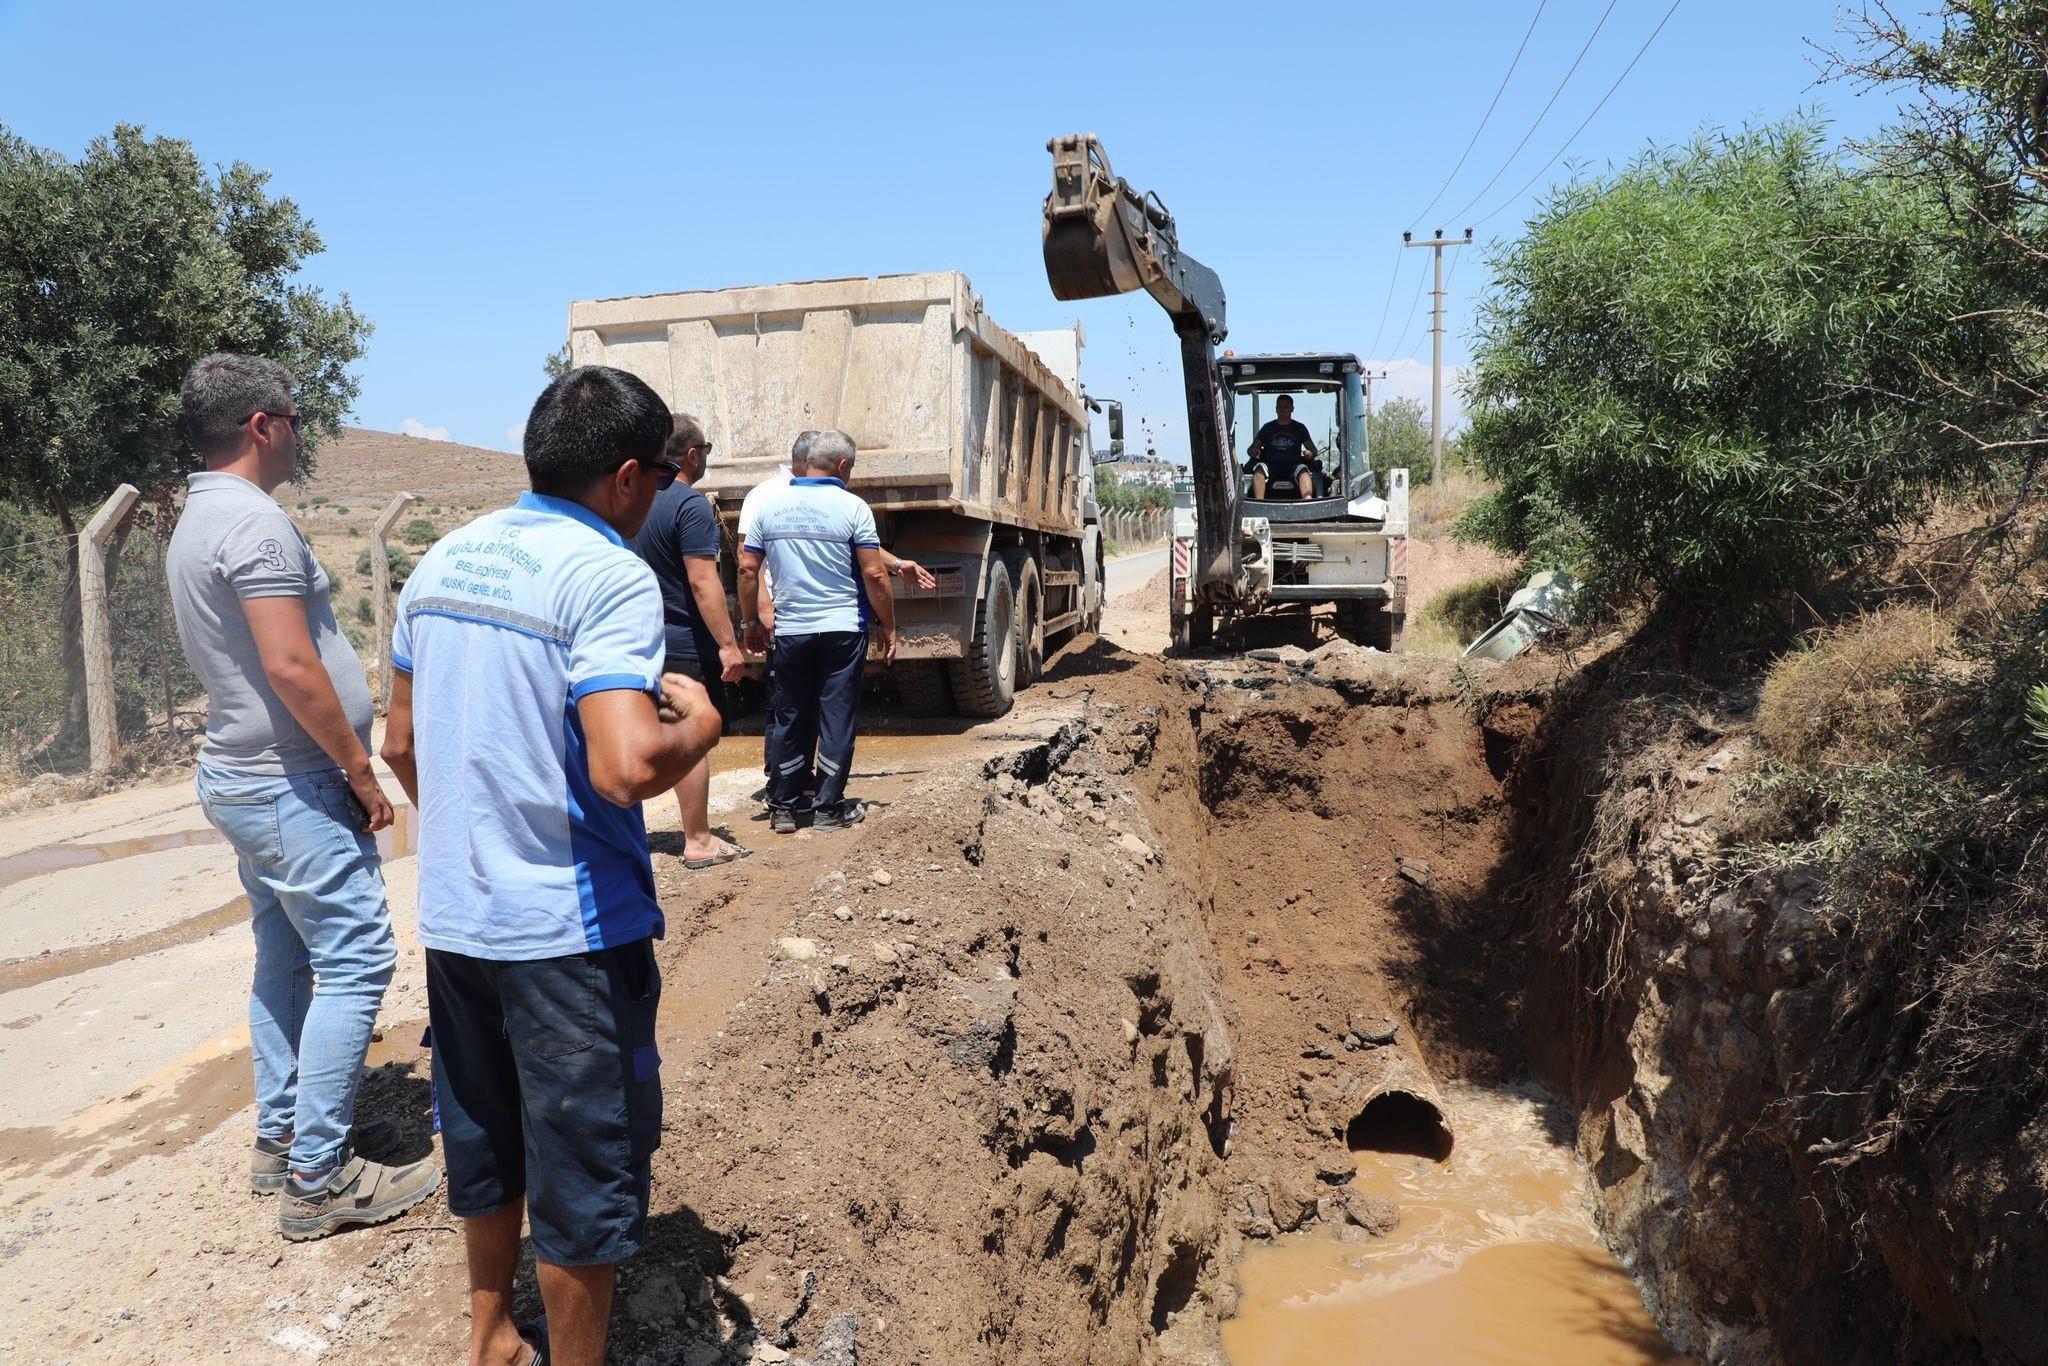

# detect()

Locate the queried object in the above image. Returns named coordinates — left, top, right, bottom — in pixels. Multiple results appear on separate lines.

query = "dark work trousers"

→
left=764, top=630, right=866, bottom=812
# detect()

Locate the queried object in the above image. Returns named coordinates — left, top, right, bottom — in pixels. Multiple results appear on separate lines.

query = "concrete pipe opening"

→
left=1346, top=1090, right=1454, bottom=1161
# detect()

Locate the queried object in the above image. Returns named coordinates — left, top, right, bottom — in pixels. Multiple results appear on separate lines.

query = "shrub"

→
left=1755, top=606, right=1952, bottom=765
left=401, top=517, right=438, bottom=546
left=353, top=545, right=414, bottom=585
left=1460, top=120, right=1998, bottom=622
left=354, top=594, right=373, bottom=625
left=310, top=495, right=328, bottom=506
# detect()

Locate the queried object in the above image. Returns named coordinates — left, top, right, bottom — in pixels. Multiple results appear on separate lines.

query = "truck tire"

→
left=949, top=559, right=1016, bottom=717
left=1083, top=528, right=1105, bottom=634
left=1005, top=551, right=1044, bottom=688
left=1335, top=601, right=1395, bottom=651
left=892, top=660, right=954, bottom=716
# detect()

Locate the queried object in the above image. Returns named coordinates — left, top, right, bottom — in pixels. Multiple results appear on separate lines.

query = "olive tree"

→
left=0, top=123, right=369, bottom=756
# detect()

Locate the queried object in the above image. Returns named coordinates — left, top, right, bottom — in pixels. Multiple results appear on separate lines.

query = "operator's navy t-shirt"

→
left=1251, top=419, right=1318, bottom=479
left=627, top=481, right=722, bottom=662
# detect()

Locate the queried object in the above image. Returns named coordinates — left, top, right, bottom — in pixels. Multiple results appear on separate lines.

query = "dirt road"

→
left=0, top=558, right=1172, bottom=1363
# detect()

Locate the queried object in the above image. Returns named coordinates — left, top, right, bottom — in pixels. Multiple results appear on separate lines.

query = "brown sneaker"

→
left=278, top=1150, right=440, bottom=1241
left=250, top=1118, right=403, bottom=1194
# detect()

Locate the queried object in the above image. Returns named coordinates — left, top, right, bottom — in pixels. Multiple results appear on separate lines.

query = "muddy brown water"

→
left=1223, top=1084, right=1681, bottom=1364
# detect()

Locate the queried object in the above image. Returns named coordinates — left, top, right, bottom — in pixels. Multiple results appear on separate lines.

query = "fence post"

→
left=371, top=493, right=415, bottom=715
left=81, top=483, right=142, bottom=773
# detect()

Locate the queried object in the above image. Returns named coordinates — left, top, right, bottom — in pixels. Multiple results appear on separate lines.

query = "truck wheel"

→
left=949, top=559, right=1016, bottom=717
left=1189, top=604, right=1215, bottom=650
left=1083, top=528, right=1105, bottom=633
left=1335, top=601, right=1395, bottom=651
left=1006, top=552, right=1044, bottom=688
left=893, top=660, right=954, bottom=716
left=1086, top=550, right=1106, bottom=634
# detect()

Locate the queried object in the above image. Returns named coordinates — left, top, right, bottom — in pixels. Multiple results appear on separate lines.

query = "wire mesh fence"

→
left=0, top=493, right=204, bottom=778
left=0, top=509, right=76, bottom=774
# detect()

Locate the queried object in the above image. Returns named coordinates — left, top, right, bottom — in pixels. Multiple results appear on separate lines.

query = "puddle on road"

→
left=0, top=827, right=224, bottom=891
left=706, top=728, right=984, bottom=784
left=1223, top=1085, right=1681, bottom=1365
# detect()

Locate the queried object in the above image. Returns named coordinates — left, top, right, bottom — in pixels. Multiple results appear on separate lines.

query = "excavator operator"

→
left=1246, top=395, right=1323, bottom=500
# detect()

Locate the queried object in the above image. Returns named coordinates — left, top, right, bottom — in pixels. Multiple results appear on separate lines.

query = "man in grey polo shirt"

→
left=167, top=353, right=439, bottom=1241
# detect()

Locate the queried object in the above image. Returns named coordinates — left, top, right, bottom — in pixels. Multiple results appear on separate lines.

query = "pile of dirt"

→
left=1112, top=565, right=1170, bottom=613
left=617, top=653, right=1243, bottom=1365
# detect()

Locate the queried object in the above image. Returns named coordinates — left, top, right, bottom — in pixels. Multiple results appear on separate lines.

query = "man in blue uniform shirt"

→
left=381, top=366, right=722, bottom=1366
left=737, top=429, right=897, bottom=833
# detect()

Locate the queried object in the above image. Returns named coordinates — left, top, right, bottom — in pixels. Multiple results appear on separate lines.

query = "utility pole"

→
left=1403, top=227, right=1471, bottom=483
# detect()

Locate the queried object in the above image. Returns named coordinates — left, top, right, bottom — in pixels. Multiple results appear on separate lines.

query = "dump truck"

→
left=1042, top=134, right=1410, bottom=651
left=566, top=272, right=1104, bottom=716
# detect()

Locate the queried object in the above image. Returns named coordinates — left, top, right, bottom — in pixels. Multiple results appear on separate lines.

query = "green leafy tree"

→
left=1832, top=5, right=2048, bottom=519
left=1093, top=465, right=1171, bottom=513
left=1366, top=396, right=1432, bottom=484
left=0, top=123, right=369, bottom=759
left=1459, top=120, right=1996, bottom=624
left=0, top=123, right=369, bottom=530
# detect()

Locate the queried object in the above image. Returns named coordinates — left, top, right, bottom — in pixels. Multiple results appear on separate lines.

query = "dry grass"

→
left=1407, top=467, right=1488, bottom=543
left=1404, top=566, right=1526, bottom=658
left=1755, top=605, right=1953, bottom=765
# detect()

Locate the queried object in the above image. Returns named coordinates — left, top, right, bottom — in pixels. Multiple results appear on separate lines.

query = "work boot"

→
left=770, top=807, right=799, bottom=835
left=811, top=800, right=867, bottom=832
left=250, top=1118, right=403, bottom=1194
left=278, top=1149, right=441, bottom=1242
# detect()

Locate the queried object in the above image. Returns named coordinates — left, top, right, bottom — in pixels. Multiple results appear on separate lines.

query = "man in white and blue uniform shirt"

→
left=737, top=428, right=898, bottom=833
left=380, top=366, right=721, bottom=1366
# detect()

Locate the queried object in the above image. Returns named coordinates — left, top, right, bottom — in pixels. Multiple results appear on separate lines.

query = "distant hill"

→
left=298, top=427, right=528, bottom=510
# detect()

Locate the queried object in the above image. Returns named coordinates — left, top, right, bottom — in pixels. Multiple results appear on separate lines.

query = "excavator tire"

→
left=949, top=559, right=1017, bottom=717
left=1005, top=550, right=1045, bottom=688
left=1334, top=601, right=1395, bottom=652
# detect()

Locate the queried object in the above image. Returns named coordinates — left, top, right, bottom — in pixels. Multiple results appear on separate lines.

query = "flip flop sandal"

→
left=683, top=842, right=753, bottom=871
left=518, top=1317, right=550, bottom=1366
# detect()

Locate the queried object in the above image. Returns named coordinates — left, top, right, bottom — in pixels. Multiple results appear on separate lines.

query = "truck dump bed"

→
left=566, top=271, right=1088, bottom=537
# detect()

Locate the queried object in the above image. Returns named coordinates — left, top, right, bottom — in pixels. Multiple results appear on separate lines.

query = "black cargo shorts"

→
left=426, top=938, right=662, bottom=1266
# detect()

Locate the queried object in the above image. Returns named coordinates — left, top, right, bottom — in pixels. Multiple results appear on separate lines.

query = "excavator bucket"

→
left=1043, top=133, right=1149, bottom=303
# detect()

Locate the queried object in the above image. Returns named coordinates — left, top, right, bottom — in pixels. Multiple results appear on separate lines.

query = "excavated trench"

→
left=1148, top=653, right=1678, bottom=1364
left=613, top=644, right=1687, bottom=1365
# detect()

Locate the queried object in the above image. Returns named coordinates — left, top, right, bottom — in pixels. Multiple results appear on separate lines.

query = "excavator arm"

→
left=1043, top=133, right=1239, bottom=599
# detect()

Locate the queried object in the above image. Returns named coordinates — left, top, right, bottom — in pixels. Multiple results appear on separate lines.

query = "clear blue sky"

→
left=0, top=0, right=1901, bottom=465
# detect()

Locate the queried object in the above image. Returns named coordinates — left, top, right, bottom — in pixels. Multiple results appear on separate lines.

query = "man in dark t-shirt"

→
left=628, top=414, right=749, bottom=868
left=1246, top=395, right=1323, bottom=499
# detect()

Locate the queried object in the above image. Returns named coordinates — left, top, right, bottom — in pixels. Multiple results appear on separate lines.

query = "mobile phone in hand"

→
left=345, top=791, right=374, bottom=832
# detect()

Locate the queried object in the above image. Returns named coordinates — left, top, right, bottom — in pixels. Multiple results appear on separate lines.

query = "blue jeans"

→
left=196, top=765, right=397, bottom=1174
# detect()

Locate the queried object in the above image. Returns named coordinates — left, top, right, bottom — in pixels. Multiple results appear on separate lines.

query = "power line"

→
left=1388, top=253, right=1434, bottom=358
left=1444, top=0, right=1621, bottom=225
left=1407, top=1, right=1550, bottom=230
left=1365, top=245, right=1409, bottom=359
left=1471, top=0, right=1684, bottom=228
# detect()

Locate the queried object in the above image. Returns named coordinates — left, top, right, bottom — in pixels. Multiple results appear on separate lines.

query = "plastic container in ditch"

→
left=1462, top=571, right=1578, bottom=662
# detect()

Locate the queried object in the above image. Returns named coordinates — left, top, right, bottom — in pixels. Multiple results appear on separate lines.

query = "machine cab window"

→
left=1220, top=354, right=1373, bottom=517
